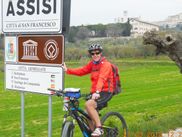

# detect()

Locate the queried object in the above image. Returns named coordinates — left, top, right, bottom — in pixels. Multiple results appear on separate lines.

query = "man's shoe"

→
left=91, top=127, right=104, bottom=136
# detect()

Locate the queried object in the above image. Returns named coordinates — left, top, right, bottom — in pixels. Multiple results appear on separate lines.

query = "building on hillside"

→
left=114, top=10, right=128, bottom=23
left=128, top=18, right=159, bottom=37
left=154, top=13, right=182, bottom=28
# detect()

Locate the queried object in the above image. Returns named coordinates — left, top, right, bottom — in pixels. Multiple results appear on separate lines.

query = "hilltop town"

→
left=115, top=12, right=182, bottom=37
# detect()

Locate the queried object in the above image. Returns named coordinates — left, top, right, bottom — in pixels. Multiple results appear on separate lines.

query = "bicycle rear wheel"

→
left=101, top=112, right=128, bottom=137
left=61, top=121, right=74, bottom=137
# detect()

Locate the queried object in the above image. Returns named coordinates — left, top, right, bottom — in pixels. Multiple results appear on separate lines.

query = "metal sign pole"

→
left=21, top=92, right=25, bottom=137
left=48, top=95, right=52, bottom=137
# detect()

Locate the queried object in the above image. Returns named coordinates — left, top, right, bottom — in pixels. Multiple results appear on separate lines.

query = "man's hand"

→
left=62, top=62, right=67, bottom=72
left=92, top=92, right=100, bottom=100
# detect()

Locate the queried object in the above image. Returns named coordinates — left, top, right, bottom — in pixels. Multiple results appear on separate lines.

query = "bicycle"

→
left=48, top=88, right=128, bottom=137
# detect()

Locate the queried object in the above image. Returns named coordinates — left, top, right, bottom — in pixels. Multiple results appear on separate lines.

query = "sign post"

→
left=48, top=95, right=52, bottom=137
left=21, top=92, right=25, bottom=137
left=0, top=0, right=2, bottom=34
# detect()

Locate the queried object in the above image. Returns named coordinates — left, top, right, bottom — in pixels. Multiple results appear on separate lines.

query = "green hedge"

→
left=64, top=37, right=156, bottom=61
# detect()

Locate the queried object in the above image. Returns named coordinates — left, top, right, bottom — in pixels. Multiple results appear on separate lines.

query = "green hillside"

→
left=0, top=57, right=182, bottom=137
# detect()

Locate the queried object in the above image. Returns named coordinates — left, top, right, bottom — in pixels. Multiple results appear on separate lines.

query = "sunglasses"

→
left=91, top=52, right=100, bottom=56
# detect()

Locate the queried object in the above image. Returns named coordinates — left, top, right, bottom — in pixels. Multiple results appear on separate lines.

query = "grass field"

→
left=0, top=57, right=182, bottom=137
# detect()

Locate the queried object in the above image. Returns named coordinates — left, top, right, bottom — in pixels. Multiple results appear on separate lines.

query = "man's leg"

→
left=85, top=99, right=101, bottom=128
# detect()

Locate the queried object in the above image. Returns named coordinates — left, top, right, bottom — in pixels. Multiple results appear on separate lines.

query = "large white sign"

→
left=2, top=0, right=63, bottom=33
left=6, top=64, right=63, bottom=94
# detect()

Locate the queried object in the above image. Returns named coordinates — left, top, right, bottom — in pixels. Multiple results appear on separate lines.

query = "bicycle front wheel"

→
left=101, top=112, right=128, bottom=137
left=61, top=121, right=74, bottom=137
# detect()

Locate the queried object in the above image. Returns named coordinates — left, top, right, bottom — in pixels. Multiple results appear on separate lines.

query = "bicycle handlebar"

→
left=47, top=88, right=90, bottom=99
left=47, top=88, right=64, bottom=96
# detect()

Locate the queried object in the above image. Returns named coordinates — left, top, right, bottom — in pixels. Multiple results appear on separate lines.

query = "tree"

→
left=87, top=24, right=107, bottom=37
left=143, top=31, right=182, bottom=73
left=122, top=21, right=132, bottom=36
left=106, top=23, right=121, bottom=37
left=75, top=26, right=90, bottom=41
left=68, top=26, right=79, bottom=42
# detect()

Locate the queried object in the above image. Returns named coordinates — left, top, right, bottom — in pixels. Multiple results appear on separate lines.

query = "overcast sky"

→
left=70, top=0, right=182, bottom=26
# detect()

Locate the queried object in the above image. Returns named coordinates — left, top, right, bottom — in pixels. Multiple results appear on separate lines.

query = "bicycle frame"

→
left=64, top=98, right=92, bottom=137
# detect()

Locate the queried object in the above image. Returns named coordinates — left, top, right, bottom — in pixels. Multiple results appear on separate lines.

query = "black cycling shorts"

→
left=96, top=92, right=112, bottom=110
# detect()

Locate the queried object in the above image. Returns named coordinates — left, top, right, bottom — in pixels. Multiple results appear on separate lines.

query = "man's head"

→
left=88, top=44, right=103, bottom=53
left=88, top=44, right=103, bottom=62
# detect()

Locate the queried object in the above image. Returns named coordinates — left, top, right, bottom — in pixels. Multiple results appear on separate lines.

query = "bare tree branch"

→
left=143, top=31, right=182, bottom=73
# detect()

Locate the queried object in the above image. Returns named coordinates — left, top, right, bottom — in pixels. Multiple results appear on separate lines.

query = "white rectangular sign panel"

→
left=6, top=64, right=63, bottom=94
left=5, top=36, right=17, bottom=62
left=2, top=0, right=63, bottom=33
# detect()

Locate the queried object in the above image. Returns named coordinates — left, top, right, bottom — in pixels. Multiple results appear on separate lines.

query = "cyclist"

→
left=63, top=44, right=114, bottom=136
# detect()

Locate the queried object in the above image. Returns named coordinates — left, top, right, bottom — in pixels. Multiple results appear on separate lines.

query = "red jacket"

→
left=66, top=57, right=113, bottom=93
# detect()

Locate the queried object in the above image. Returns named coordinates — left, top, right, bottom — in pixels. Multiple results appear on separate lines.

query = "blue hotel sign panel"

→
left=2, top=0, right=63, bottom=33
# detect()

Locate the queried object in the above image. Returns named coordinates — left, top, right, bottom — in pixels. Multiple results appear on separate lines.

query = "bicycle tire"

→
left=61, top=121, right=74, bottom=137
left=101, top=112, right=128, bottom=137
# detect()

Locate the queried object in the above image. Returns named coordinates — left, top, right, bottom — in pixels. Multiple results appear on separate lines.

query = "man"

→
left=63, top=43, right=113, bottom=136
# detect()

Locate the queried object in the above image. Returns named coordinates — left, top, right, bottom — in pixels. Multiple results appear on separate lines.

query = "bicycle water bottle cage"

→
left=64, top=88, right=81, bottom=99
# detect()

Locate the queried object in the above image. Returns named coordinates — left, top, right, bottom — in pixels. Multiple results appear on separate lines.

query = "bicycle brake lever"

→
left=56, top=91, right=63, bottom=97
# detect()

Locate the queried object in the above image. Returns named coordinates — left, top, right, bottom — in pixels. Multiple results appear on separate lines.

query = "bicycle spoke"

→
left=101, top=112, right=128, bottom=137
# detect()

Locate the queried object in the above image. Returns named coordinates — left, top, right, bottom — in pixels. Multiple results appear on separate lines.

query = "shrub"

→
left=64, top=37, right=156, bottom=61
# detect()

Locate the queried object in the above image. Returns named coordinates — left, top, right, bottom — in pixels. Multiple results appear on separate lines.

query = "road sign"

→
left=18, top=35, right=64, bottom=65
left=6, top=64, right=63, bottom=94
left=5, top=35, right=64, bottom=94
left=2, top=0, right=63, bottom=33
left=5, top=36, right=17, bottom=62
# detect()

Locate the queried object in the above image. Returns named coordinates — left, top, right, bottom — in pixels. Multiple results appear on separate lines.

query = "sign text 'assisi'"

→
left=6, top=0, right=57, bottom=16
